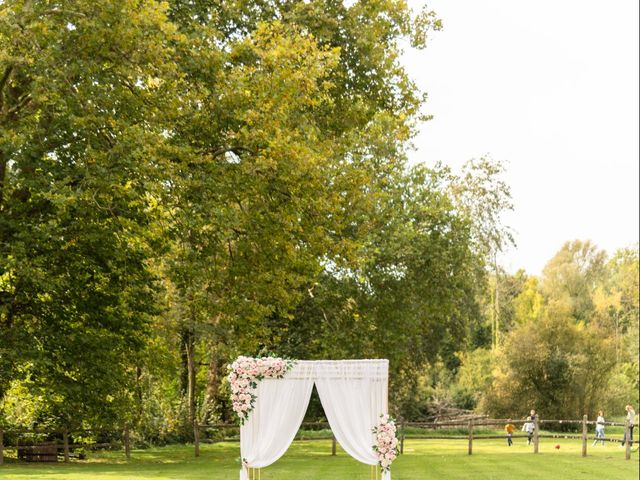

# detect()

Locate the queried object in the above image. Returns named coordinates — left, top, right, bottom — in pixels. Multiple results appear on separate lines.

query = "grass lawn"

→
left=1, top=438, right=638, bottom=479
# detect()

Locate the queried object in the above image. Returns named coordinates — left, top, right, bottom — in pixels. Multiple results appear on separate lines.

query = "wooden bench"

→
left=17, top=442, right=58, bottom=462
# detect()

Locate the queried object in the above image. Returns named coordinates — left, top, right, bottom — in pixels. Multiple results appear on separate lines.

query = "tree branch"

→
left=0, top=66, right=13, bottom=98
left=7, top=94, right=32, bottom=116
left=227, top=240, right=234, bottom=261
left=208, top=146, right=255, bottom=158
left=42, top=9, right=88, bottom=18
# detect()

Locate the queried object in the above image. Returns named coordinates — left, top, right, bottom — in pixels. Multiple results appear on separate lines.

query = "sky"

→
left=402, top=0, right=639, bottom=275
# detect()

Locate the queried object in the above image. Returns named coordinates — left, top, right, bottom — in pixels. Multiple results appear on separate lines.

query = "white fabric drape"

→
left=315, top=360, right=390, bottom=480
left=239, top=361, right=315, bottom=480
left=238, top=359, right=391, bottom=480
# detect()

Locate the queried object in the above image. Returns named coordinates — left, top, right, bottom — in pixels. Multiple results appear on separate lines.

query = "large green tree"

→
left=152, top=0, right=445, bottom=426
left=0, top=0, right=183, bottom=428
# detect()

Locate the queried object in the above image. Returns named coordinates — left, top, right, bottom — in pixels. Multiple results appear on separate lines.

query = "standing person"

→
left=505, top=419, right=516, bottom=446
left=593, top=410, right=605, bottom=447
left=621, top=404, right=636, bottom=447
left=523, top=416, right=535, bottom=445
left=528, top=409, right=538, bottom=445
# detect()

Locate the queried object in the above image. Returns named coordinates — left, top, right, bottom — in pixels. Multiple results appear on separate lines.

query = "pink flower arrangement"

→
left=228, top=355, right=295, bottom=424
left=372, top=414, right=398, bottom=472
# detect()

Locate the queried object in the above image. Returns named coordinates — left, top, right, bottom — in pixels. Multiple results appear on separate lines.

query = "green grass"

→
left=1, top=438, right=638, bottom=479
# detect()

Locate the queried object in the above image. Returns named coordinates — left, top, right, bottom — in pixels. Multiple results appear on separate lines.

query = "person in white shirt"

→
left=621, top=404, right=636, bottom=447
left=592, top=410, right=605, bottom=447
left=522, top=416, right=535, bottom=445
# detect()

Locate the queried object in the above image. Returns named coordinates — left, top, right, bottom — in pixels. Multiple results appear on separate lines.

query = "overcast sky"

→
left=403, top=0, right=639, bottom=275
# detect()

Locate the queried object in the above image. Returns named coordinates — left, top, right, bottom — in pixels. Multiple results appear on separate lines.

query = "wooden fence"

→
left=0, top=417, right=637, bottom=465
left=390, top=417, right=637, bottom=461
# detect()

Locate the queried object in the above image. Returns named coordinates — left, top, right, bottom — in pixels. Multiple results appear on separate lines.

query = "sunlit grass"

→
left=1, top=438, right=637, bottom=479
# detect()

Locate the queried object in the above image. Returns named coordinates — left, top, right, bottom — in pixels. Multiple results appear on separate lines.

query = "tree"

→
left=160, top=21, right=351, bottom=427
left=269, top=163, right=490, bottom=416
left=449, top=156, right=514, bottom=349
left=153, top=0, right=444, bottom=426
left=479, top=242, right=638, bottom=419
left=481, top=268, right=527, bottom=344
left=541, top=240, right=607, bottom=324
left=513, top=276, right=545, bottom=325
left=481, top=315, right=616, bottom=419
left=593, top=246, right=639, bottom=361
left=0, top=0, right=183, bottom=428
left=591, top=246, right=639, bottom=410
left=453, top=348, right=494, bottom=409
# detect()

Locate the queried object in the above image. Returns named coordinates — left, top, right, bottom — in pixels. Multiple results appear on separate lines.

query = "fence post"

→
left=468, top=419, right=473, bottom=456
left=624, top=419, right=631, bottom=460
left=194, top=420, right=200, bottom=458
left=581, top=415, right=588, bottom=457
left=124, top=425, right=131, bottom=460
left=331, top=435, right=336, bottom=456
left=533, top=417, right=539, bottom=454
left=62, top=428, right=70, bottom=463
left=0, top=427, right=4, bottom=465
left=400, top=422, right=405, bottom=455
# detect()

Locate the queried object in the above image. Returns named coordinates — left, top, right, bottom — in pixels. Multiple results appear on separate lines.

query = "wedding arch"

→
left=228, top=357, right=398, bottom=480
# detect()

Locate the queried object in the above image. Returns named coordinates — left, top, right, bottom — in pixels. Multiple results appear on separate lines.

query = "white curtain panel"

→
left=239, top=361, right=315, bottom=480
left=315, top=360, right=391, bottom=480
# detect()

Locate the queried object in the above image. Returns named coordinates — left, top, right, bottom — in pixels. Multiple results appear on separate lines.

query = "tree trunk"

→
left=179, top=330, right=190, bottom=397
left=0, top=154, right=6, bottom=210
left=186, top=330, right=196, bottom=427
left=136, top=365, right=143, bottom=415
left=493, top=255, right=500, bottom=349
left=179, top=326, right=197, bottom=433
left=203, top=348, right=225, bottom=423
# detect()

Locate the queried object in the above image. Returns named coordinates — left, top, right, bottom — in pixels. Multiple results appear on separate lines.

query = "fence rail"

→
left=0, top=417, right=637, bottom=465
left=392, top=416, right=637, bottom=461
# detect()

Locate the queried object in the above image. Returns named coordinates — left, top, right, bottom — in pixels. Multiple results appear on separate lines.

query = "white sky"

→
left=403, top=0, right=639, bottom=275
